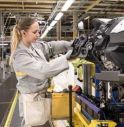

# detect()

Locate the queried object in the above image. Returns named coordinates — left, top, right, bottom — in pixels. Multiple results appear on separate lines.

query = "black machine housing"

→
left=71, top=17, right=124, bottom=126
left=71, top=17, right=124, bottom=72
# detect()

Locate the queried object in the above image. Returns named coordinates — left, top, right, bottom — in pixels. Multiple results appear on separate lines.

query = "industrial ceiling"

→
left=0, top=0, right=124, bottom=38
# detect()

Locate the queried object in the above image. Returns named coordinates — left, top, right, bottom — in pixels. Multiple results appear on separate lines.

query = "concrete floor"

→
left=0, top=73, right=17, bottom=126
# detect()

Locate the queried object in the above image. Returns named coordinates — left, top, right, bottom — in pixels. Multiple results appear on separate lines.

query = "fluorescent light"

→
left=40, top=29, right=49, bottom=39
left=84, top=16, right=90, bottom=20
left=46, top=26, right=53, bottom=31
left=41, top=0, right=75, bottom=39
left=61, top=0, right=75, bottom=11
left=0, top=44, right=8, bottom=46
left=55, top=12, right=63, bottom=21
left=50, top=20, right=57, bottom=27
left=9, top=15, right=16, bottom=18
left=44, top=30, right=49, bottom=35
left=41, top=32, right=47, bottom=39
left=40, top=34, right=45, bottom=39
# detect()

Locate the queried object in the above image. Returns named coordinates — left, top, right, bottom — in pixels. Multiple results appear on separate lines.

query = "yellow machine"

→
left=73, top=104, right=117, bottom=127
left=71, top=58, right=117, bottom=127
left=50, top=58, right=117, bottom=127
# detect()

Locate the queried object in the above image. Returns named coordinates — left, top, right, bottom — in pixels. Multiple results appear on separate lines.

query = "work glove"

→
left=62, top=40, right=73, bottom=48
left=65, top=48, right=73, bottom=60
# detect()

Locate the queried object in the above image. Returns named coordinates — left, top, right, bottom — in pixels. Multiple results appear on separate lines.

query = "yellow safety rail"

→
left=74, top=108, right=90, bottom=127
left=74, top=108, right=117, bottom=127
left=4, top=91, right=19, bottom=127
left=89, top=120, right=117, bottom=127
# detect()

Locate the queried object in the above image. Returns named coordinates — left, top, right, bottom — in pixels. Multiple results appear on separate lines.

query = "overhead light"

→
left=41, top=12, right=63, bottom=39
left=41, top=0, right=76, bottom=39
left=61, top=0, right=75, bottom=12
left=41, top=31, right=47, bottom=39
left=9, top=15, right=16, bottom=19
left=50, top=20, right=57, bottom=27
left=44, top=29, right=49, bottom=34
left=40, top=29, right=49, bottom=39
left=55, top=12, right=63, bottom=21
left=0, top=44, right=8, bottom=46
left=84, top=16, right=90, bottom=20
left=46, top=26, right=53, bottom=31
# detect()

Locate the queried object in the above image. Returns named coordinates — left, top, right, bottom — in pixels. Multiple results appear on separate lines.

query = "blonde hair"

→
left=9, top=17, right=37, bottom=64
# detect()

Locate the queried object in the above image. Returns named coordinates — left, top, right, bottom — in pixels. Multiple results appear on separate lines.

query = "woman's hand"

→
left=65, top=48, right=73, bottom=60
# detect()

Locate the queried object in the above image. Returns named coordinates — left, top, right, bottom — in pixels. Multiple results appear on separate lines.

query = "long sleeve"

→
left=12, top=42, right=70, bottom=93
left=13, top=49, right=69, bottom=81
left=35, top=40, right=73, bottom=59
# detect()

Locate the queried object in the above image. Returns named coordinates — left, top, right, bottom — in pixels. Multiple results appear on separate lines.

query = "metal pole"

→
left=83, top=64, right=91, bottom=96
left=68, top=85, right=74, bottom=127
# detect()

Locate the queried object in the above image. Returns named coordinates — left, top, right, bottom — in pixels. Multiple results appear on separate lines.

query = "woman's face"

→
left=22, top=21, right=40, bottom=45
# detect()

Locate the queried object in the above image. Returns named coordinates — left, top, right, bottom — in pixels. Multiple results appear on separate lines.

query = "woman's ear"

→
left=21, top=30, right=26, bottom=35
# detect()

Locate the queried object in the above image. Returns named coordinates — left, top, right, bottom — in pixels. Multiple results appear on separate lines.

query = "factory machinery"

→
left=70, top=17, right=124, bottom=127
left=2, top=17, right=124, bottom=127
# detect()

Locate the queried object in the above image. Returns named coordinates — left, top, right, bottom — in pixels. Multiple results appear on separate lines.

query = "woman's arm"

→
left=13, top=49, right=69, bottom=80
left=48, top=40, right=73, bottom=55
left=35, top=40, right=73, bottom=59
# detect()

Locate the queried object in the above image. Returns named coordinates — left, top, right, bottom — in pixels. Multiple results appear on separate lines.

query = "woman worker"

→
left=10, top=17, right=73, bottom=127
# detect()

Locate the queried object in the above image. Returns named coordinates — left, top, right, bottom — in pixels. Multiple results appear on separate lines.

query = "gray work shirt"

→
left=12, top=41, right=71, bottom=94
